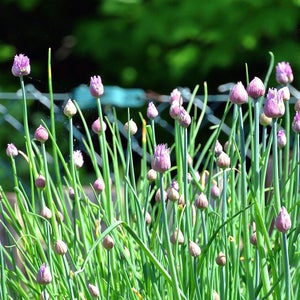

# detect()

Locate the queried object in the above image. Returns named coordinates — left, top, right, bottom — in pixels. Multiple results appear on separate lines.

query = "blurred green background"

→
left=0, top=0, right=300, bottom=188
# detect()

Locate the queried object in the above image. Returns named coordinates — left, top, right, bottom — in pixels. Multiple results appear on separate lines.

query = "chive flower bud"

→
left=6, top=143, right=18, bottom=157
left=34, top=125, right=49, bottom=143
left=170, top=228, right=184, bottom=245
left=40, top=206, right=52, bottom=219
left=63, top=99, right=77, bottom=118
left=211, top=183, right=221, bottom=199
left=229, top=82, right=248, bottom=105
left=275, top=206, right=291, bottom=233
left=147, top=102, right=158, bottom=119
left=247, top=77, right=265, bottom=99
left=169, top=102, right=181, bottom=119
left=195, top=193, right=208, bottom=210
left=277, top=129, right=286, bottom=149
left=263, top=88, right=285, bottom=118
left=102, top=235, right=114, bottom=250
left=54, top=240, right=68, bottom=255
left=151, top=144, right=171, bottom=173
left=88, top=283, right=100, bottom=298
left=73, top=150, right=84, bottom=168
left=215, top=140, right=223, bottom=156
left=124, top=119, right=138, bottom=135
left=93, top=178, right=105, bottom=193
left=155, top=188, right=167, bottom=202
left=177, top=107, right=191, bottom=127
left=259, top=112, right=272, bottom=126
left=90, top=75, right=104, bottom=97
left=91, top=118, right=107, bottom=134
left=279, top=86, right=290, bottom=101
left=294, top=98, right=300, bottom=112
left=216, top=251, right=226, bottom=266
left=36, top=264, right=52, bottom=284
left=170, top=88, right=183, bottom=105
left=188, top=240, right=201, bottom=257
left=276, top=61, right=294, bottom=84
left=146, top=169, right=157, bottom=182
left=216, top=151, right=230, bottom=169
left=12, top=54, right=31, bottom=77
left=35, top=174, right=46, bottom=189
left=292, top=111, right=300, bottom=133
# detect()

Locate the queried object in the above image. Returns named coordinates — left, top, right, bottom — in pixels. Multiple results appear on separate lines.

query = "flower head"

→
left=217, top=151, right=230, bottom=169
left=90, top=75, right=104, bottom=98
left=88, top=283, right=100, bottom=298
left=124, top=119, right=138, bottom=135
left=277, top=129, right=287, bottom=149
left=263, top=88, right=285, bottom=118
left=280, top=86, right=290, bottom=101
left=195, top=193, right=208, bottom=210
left=170, top=88, right=183, bottom=105
left=229, top=82, right=248, bottom=105
left=34, top=125, right=49, bottom=143
left=170, top=228, right=184, bottom=245
left=188, top=240, right=201, bottom=257
left=36, top=264, right=52, bottom=284
left=147, top=102, right=158, bottom=119
left=214, top=140, right=223, bottom=156
left=102, top=235, right=114, bottom=250
left=91, top=118, right=107, bottom=134
left=292, top=111, right=300, bottom=133
left=54, top=240, right=68, bottom=255
left=276, top=62, right=294, bottom=84
left=93, top=178, right=105, bottom=193
left=35, top=174, right=46, bottom=189
left=73, top=150, right=84, bottom=168
left=12, top=54, right=30, bottom=77
left=275, top=206, right=291, bottom=233
left=247, top=77, right=265, bottom=99
left=40, top=206, right=52, bottom=219
left=177, top=107, right=191, bottom=127
left=169, top=102, right=181, bottom=119
left=63, top=99, right=77, bottom=118
left=259, top=113, right=272, bottom=126
left=6, top=143, right=18, bottom=157
left=151, top=144, right=171, bottom=173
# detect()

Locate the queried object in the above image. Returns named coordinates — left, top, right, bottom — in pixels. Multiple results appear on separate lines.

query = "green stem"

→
left=282, top=232, right=291, bottom=300
left=159, top=174, right=181, bottom=300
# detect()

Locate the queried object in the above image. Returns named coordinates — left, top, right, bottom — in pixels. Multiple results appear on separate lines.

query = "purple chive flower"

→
left=90, top=75, right=104, bottom=98
left=170, top=88, right=183, bottom=105
left=93, top=178, right=105, bottom=193
left=169, top=102, right=181, bottom=119
left=151, top=144, right=171, bottom=173
left=91, top=118, right=107, bottom=134
left=34, top=125, right=49, bottom=143
left=279, top=86, right=290, bottom=101
left=263, top=88, right=285, bottom=118
left=247, top=77, right=265, bottom=99
left=11, top=54, right=31, bottom=77
left=73, top=150, right=84, bottom=168
left=147, top=102, right=158, bottom=119
left=36, top=263, right=52, bottom=284
left=275, top=206, right=291, bottom=233
left=276, top=62, right=294, bottom=84
left=229, top=82, right=248, bottom=105
left=35, top=174, right=46, bottom=189
left=214, top=140, right=223, bottom=157
left=277, top=129, right=286, bottom=149
left=177, top=107, right=191, bottom=127
left=292, top=111, right=300, bottom=133
left=6, top=143, right=18, bottom=157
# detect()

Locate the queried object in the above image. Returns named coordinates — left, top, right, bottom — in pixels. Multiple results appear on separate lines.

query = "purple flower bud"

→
left=275, top=206, right=291, bottom=233
left=90, top=75, right=104, bottom=98
left=170, top=228, right=184, bottom=245
left=12, top=54, right=31, bottom=77
left=63, top=99, right=77, bottom=118
left=146, top=169, right=157, bottom=181
left=169, top=101, right=181, bottom=119
left=34, top=125, right=49, bottom=143
left=147, top=102, right=158, bottom=119
left=217, top=151, right=230, bottom=169
left=279, top=86, right=290, bottom=101
left=54, top=240, right=68, bottom=255
left=6, top=143, right=18, bottom=157
left=292, top=111, right=300, bottom=133
left=214, top=140, right=223, bottom=156
left=195, top=193, right=208, bottom=209
left=177, top=107, right=191, bottom=127
left=276, top=62, right=294, bottom=84
left=91, top=118, right=107, bottom=134
left=93, top=178, right=105, bottom=193
left=73, top=150, right=84, bottom=168
left=36, top=264, right=52, bottom=284
left=263, top=88, right=285, bottom=118
left=35, top=174, right=46, bottom=189
left=294, top=99, right=300, bottom=112
left=229, top=82, right=248, bottom=105
left=188, top=240, right=201, bottom=257
left=40, top=206, right=52, bottom=219
left=277, top=129, right=287, bottom=149
left=102, top=235, right=114, bottom=250
left=170, top=88, right=183, bottom=105
left=247, top=77, right=265, bottom=99
left=151, top=144, right=171, bottom=173
left=216, top=251, right=226, bottom=266
left=211, top=183, right=221, bottom=199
